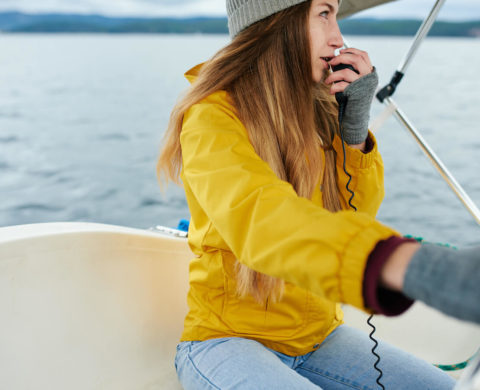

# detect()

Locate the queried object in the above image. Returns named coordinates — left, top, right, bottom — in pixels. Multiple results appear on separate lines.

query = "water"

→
left=1, top=34, right=479, bottom=246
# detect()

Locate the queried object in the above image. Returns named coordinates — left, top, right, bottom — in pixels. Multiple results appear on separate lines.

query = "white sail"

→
left=339, top=0, right=399, bottom=19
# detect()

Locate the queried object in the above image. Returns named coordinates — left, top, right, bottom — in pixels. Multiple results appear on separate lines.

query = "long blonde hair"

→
left=158, top=0, right=342, bottom=304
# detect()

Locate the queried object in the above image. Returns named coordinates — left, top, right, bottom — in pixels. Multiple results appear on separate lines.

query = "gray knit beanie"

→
left=227, top=0, right=342, bottom=38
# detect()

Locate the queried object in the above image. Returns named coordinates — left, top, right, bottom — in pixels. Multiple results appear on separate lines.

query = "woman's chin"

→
left=312, top=68, right=330, bottom=84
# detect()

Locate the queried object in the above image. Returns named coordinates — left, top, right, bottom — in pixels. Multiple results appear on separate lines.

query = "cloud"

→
left=0, top=0, right=227, bottom=16
left=0, top=0, right=478, bottom=20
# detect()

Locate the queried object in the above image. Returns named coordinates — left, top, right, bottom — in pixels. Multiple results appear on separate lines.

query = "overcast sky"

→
left=0, top=0, right=478, bottom=20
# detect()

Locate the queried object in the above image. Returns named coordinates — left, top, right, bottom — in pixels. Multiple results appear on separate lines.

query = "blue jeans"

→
left=175, top=325, right=455, bottom=389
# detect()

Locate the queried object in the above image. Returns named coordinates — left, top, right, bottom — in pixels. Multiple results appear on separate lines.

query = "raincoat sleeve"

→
left=333, top=132, right=385, bottom=216
left=180, top=93, right=400, bottom=311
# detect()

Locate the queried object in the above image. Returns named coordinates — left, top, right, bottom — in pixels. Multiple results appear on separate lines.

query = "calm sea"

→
left=1, top=34, right=479, bottom=246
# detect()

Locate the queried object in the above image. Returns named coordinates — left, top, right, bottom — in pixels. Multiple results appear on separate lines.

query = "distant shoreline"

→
left=0, top=12, right=479, bottom=37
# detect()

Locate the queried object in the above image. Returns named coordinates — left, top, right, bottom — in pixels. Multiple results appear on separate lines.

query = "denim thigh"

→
left=296, top=325, right=456, bottom=390
left=175, top=326, right=456, bottom=390
left=175, top=337, right=321, bottom=390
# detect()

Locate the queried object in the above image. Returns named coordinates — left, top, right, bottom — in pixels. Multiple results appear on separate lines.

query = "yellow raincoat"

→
left=179, top=65, right=399, bottom=356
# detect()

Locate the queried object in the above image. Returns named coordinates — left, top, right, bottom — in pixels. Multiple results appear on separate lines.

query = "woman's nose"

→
left=329, top=21, right=343, bottom=49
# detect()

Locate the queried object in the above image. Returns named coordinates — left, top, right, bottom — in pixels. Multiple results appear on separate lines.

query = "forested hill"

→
left=1, top=12, right=479, bottom=37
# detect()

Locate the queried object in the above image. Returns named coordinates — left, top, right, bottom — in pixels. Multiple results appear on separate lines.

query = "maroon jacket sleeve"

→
left=363, top=236, right=416, bottom=316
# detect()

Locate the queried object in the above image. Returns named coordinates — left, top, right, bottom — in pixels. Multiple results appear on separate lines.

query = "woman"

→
left=158, top=0, right=468, bottom=388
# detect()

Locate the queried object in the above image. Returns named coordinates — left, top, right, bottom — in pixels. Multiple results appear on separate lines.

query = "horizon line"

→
left=0, top=9, right=479, bottom=22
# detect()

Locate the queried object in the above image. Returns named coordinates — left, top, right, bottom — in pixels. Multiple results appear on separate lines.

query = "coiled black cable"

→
left=338, top=118, right=357, bottom=212
left=336, top=87, right=386, bottom=389
left=367, top=315, right=386, bottom=390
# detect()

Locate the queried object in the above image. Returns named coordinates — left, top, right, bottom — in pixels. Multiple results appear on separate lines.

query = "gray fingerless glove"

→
left=403, top=243, right=480, bottom=324
left=341, top=68, right=379, bottom=145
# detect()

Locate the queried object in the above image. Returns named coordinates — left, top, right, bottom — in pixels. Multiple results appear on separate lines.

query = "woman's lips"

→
left=321, top=57, right=333, bottom=70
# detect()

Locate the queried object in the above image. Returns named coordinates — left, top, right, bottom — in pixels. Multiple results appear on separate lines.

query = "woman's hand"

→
left=380, top=242, right=421, bottom=291
left=324, top=48, right=378, bottom=147
left=325, top=48, right=374, bottom=95
left=382, top=242, right=480, bottom=324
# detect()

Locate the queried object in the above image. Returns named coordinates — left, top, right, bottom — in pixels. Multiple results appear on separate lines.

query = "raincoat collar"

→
left=185, top=63, right=204, bottom=84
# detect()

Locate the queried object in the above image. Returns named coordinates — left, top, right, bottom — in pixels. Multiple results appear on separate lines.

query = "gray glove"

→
left=341, top=68, right=378, bottom=145
left=403, top=242, right=480, bottom=324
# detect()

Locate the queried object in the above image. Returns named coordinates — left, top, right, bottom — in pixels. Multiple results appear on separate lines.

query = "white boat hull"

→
left=0, top=223, right=190, bottom=390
